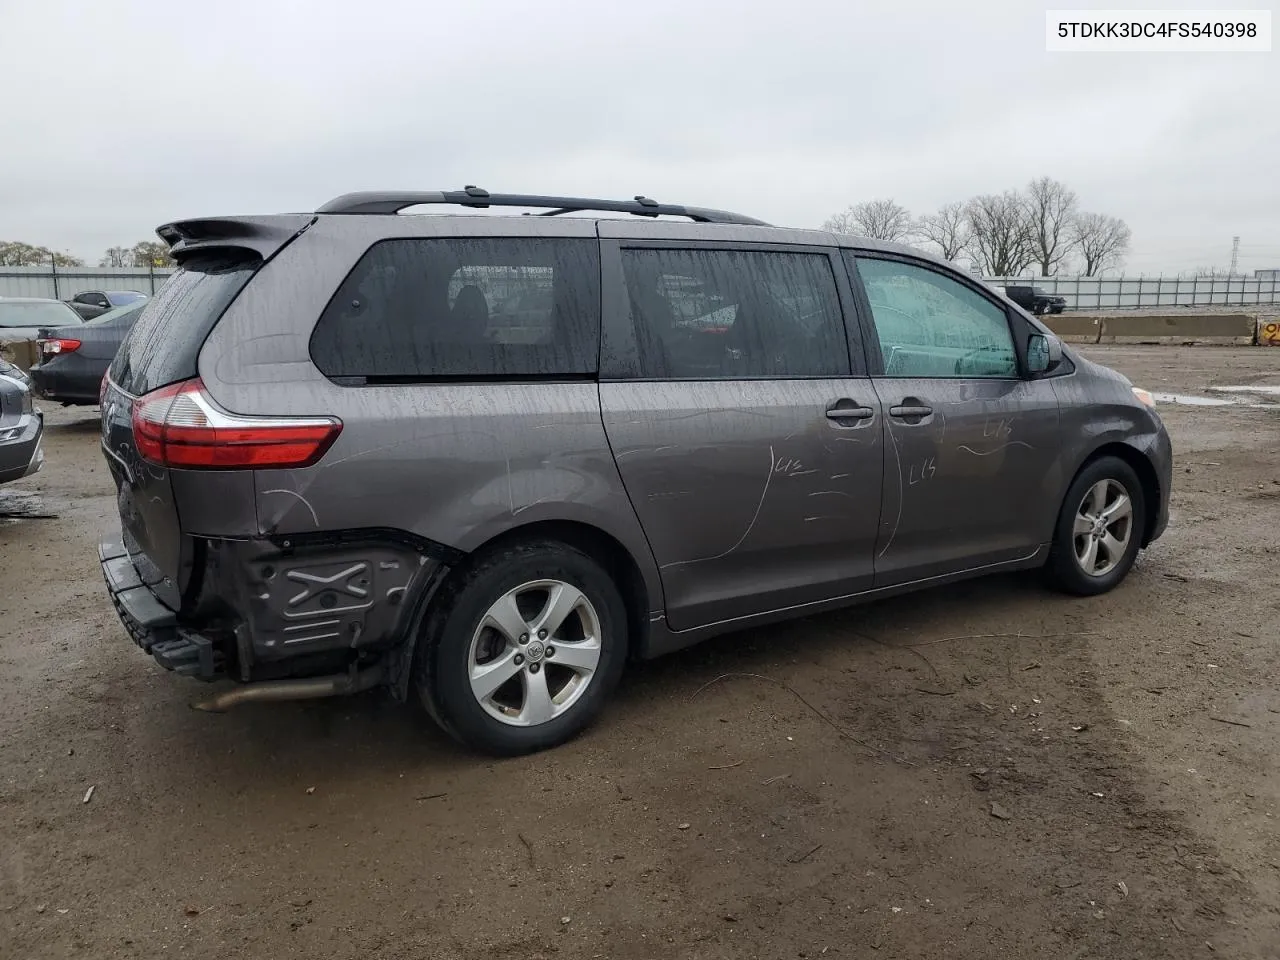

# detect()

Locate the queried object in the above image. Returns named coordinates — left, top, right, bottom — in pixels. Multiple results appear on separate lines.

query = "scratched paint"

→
left=261, top=488, right=320, bottom=527
left=907, top=457, right=937, bottom=485
left=958, top=441, right=1036, bottom=456
left=660, top=445, right=775, bottom=569
left=878, top=425, right=904, bottom=559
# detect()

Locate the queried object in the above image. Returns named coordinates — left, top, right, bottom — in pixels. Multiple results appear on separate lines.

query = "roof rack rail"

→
left=316, top=186, right=768, bottom=226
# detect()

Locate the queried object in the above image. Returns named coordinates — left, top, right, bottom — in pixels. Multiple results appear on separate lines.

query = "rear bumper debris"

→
left=99, top=533, right=443, bottom=685
left=98, top=539, right=223, bottom=679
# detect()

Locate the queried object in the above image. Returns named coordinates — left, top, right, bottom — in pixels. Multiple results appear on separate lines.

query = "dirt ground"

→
left=2, top=345, right=1278, bottom=960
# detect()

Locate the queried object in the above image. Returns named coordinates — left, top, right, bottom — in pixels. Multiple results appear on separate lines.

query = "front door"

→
left=600, top=242, right=883, bottom=631
left=848, top=254, right=1061, bottom=586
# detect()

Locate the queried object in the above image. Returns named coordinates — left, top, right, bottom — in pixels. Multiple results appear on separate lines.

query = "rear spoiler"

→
left=155, top=215, right=316, bottom=262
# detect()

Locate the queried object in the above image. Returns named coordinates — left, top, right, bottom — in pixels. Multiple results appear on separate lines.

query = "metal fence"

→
left=984, top=274, right=1280, bottom=311
left=3, top=264, right=1278, bottom=312
left=0, top=265, right=176, bottom=300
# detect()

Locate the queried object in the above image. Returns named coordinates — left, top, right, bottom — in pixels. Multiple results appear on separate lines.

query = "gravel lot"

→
left=2, top=345, right=1278, bottom=959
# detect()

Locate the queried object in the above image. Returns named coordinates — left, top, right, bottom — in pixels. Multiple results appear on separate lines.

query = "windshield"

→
left=87, top=301, right=147, bottom=326
left=0, top=301, right=80, bottom=328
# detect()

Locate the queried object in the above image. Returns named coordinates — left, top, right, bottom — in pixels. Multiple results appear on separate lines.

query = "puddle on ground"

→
left=0, top=490, right=58, bottom=521
left=1206, top=385, right=1280, bottom=396
left=1154, top=391, right=1280, bottom=410
left=1155, top=393, right=1234, bottom=406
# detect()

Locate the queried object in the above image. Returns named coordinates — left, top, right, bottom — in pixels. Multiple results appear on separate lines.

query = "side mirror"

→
left=1027, top=333, right=1063, bottom=374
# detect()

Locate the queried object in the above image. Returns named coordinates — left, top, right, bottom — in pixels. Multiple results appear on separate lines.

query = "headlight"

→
left=1132, top=387, right=1156, bottom=408
left=0, top=372, right=33, bottom=412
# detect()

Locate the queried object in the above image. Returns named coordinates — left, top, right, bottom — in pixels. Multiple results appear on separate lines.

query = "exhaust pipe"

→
left=191, top=663, right=386, bottom=713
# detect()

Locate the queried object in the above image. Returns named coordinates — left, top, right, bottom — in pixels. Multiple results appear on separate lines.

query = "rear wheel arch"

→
left=412, top=522, right=640, bottom=753
left=395, top=519, right=656, bottom=707
left=439, top=519, right=652, bottom=660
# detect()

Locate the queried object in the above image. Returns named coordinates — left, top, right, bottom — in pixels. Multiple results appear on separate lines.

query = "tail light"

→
left=39, top=338, right=81, bottom=356
left=131, top=378, right=342, bottom=469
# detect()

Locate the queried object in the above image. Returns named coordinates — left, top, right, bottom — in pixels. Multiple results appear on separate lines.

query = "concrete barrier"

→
left=1043, top=313, right=1260, bottom=345
left=0, top=339, right=39, bottom=372
left=1040, top=315, right=1101, bottom=339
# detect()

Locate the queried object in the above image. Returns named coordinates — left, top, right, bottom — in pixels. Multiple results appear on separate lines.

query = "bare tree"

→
left=822, top=199, right=913, bottom=242
left=915, top=201, right=971, bottom=261
left=0, top=241, right=83, bottom=267
left=129, top=241, right=175, bottom=267
left=820, top=208, right=858, bottom=235
left=1071, top=213, right=1131, bottom=276
left=1026, top=176, right=1078, bottom=276
left=964, top=192, right=1035, bottom=276
left=100, top=246, right=131, bottom=267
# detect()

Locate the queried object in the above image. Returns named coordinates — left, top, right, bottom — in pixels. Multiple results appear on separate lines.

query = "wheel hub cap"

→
left=466, top=579, right=603, bottom=727
left=1073, top=478, right=1134, bottom=578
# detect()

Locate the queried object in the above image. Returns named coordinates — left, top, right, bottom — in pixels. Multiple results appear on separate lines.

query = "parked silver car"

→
left=0, top=298, right=84, bottom=346
left=0, top=357, right=44, bottom=485
left=98, top=188, right=1172, bottom=754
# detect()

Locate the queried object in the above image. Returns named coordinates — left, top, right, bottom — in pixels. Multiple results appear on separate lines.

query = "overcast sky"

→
left=1, top=0, right=1276, bottom=273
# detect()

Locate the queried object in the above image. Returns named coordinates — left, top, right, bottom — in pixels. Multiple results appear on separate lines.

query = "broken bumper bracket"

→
left=98, top=539, right=223, bottom=681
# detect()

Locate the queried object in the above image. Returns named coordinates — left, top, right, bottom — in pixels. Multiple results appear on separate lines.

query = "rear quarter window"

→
left=309, top=237, right=600, bottom=382
left=110, top=256, right=257, bottom=396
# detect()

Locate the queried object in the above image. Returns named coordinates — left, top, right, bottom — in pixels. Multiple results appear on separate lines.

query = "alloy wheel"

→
left=467, top=579, right=602, bottom=726
left=1072, top=478, right=1134, bottom=577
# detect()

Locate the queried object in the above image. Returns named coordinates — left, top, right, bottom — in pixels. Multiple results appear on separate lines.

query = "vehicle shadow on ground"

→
left=28, top=561, right=1251, bottom=959
left=137, top=570, right=1073, bottom=783
left=43, top=413, right=100, bottom=434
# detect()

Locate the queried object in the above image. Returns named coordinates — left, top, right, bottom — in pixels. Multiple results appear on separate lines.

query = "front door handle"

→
left=826, top=401, right=875, bottom=422
left=889, top=403, right=933, bottom=419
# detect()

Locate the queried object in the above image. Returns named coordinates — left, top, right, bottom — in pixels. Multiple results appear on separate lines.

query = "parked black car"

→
left=30, top=301, right=146, bottom=405
left=66, top=290, right=147, bottom=321
left=1002, top=285, right=1067, bottom=316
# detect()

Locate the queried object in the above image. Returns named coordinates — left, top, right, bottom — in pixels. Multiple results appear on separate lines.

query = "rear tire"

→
left=415, top=540, right=628, bottom=755
left=1044, top=456, right=1146, bottom=596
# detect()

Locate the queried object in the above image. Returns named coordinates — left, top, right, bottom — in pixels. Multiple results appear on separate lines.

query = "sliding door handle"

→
left=826, top=403, right=875, bottom=421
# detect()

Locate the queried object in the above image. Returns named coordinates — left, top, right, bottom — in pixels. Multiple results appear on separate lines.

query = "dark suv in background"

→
left=1002, top=284, right=1068, bottom=316
left=98, top=188, right=1171, bottom=754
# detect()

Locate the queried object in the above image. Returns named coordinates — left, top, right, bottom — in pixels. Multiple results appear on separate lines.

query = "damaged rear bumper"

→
left=99, top=539, right=220, bottom=678
left=99, top=532, right=449, bottom=686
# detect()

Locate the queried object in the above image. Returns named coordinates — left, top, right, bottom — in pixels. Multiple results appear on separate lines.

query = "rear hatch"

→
left=102, top=255, right=262, bottom=608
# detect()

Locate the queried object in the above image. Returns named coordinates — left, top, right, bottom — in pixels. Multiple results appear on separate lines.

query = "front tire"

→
left=1044, top=456, right=1146, bottom=596
left=415, top=540, right=628, bottom=755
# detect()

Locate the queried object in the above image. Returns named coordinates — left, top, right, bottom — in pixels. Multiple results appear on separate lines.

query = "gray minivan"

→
left=98, top=189, right=1171, bottom=754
